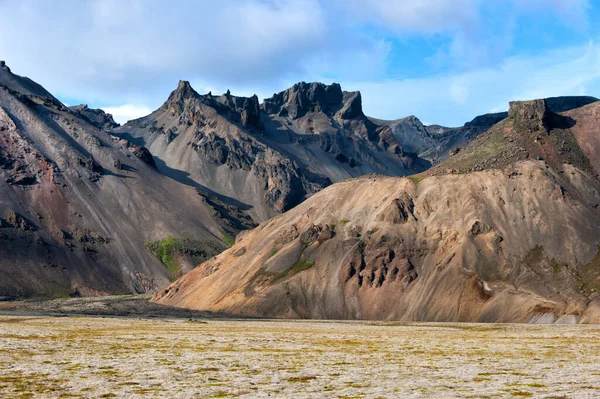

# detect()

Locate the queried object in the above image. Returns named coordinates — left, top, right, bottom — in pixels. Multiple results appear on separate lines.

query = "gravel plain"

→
left=1, top=315, right=599, bottom=398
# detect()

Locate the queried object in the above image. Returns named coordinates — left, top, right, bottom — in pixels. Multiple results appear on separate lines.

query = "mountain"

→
left=154, top=97, right=600, bottom=323
left=115, top=79, right=598, bottom=222
left=370, top=95, right=599, bottom=165
left=114, top=82, right=432, bottom=221
left=0, top=62, right=253, bottom=299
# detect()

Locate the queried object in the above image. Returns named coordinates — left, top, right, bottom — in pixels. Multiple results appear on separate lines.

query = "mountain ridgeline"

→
left=114, top=81, right=508, bottom=221
left=155, top=97, right=600, bottom=324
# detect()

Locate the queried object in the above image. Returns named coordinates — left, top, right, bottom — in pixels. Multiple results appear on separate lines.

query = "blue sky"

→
left=1, top=0, right=599, bottom=126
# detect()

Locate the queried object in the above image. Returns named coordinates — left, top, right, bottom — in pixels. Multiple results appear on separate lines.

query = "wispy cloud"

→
left=101, top=104, right=153, bottom=124
left=0, top=0, right=385, bottom=105
left=345, top=40, right=600, bottom=126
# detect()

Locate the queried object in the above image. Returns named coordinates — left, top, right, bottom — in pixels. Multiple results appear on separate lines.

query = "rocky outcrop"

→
left=375, top=192, right=415, bottom=224
left=508, top=99, right=550, bottom=133
left=0, top=61, right=9, bottom=73
left=435, top=98, right=593, bottom=176
left=130, top=145, right=157, bottom=169
left=2, top=210, right=35, bottom=231
left=263, top=82, right=348, bottom=119
left=69, top=105, right=119, bottom=130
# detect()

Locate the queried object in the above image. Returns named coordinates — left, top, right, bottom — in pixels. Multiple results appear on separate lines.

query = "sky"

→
left=1, top=0, right=600, bottom=126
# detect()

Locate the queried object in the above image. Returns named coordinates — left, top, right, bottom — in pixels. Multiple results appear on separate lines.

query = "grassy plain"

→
left=0, top=315, right=599, bottom=398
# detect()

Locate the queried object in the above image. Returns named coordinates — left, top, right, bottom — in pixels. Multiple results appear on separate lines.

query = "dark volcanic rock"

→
left=470, top=221, right=493, bottom=237
left=338, top=91, right=363, bottom=119
left=465, top=112, right=508, bottom=128
left=130, top=145, right=157, bottom=169
left=0, top=61, right=9, bottom=73
left=167, top=80, right=198, bottom=105
left=263, top=82, right=348, bottom=119
left=69, top=105, right=119, bottom=130
left=509, top=99, right=550, bottom=133
left=545, top=96, right=598, bottom=113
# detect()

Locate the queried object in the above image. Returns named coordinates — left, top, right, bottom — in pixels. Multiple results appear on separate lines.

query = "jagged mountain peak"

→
left=166, top=80, right=199, bottom=104
left=161, top=80, right=262, bottom=130
left=263, top=81, right=363, bottom=120
left=0, top=60, right=10, bottom=73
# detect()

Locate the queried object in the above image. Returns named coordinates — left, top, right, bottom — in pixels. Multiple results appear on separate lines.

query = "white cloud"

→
left=344, top=40, right=600, bottom=126
left=102, top=104, right=153, bottom=125
left=0, top=0, right=385, bottom=106
left=337, top=0, right=481, bottom=35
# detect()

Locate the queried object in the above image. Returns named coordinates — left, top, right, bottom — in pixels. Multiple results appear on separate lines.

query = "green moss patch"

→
left=221, top=233, right=235, bottom=248
left=145, top=237, right=206, bottom=280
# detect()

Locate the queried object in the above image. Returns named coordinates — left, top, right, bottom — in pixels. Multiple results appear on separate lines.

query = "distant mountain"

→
left=155, top=97, right=600, bottom=323
left=115, top=81, right=432, bottom=221
left=371, top=95, right=599, bottom=165
left=0, top=62, right=253, bottom=299
left=116, top=79, right=598, bottom=223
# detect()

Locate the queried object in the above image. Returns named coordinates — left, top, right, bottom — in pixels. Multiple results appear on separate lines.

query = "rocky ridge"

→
left=116, top=81, right=430, bottom=220
left=69, top=104, right=119, bottom=130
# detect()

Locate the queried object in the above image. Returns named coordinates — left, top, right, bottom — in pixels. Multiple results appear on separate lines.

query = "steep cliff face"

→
left=116, top=81, right=430, bottom=221
left=0, top=63, right=249, bottom=299
left=154, top=99, right=600, bottom=323
left=261, top=82, right=429, bottom=178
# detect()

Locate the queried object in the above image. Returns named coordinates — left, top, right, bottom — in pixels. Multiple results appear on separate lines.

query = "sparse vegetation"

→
left=291, top=258, right=315, bottom=273
left=271, top=258, right=315, bottom=283
left=510, top=390, right=533, bottom=397
left=340, top=219, right=350, bottom=224
left=407, top=175, right=424, bottom=184
left=524, top=245, right=545, bottom=266
left=0, top=316, right=598, bottom=398
left=145, top=237, right=206, bottom=280
left=222, top=233, right=235, bottom=247
left=287, top=375, right=317, bottom=383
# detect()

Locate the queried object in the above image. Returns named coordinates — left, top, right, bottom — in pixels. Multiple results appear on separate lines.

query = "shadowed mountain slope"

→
left=115, top=82, right=433, bottom=221
left=0, top=63, right=253, bottom=299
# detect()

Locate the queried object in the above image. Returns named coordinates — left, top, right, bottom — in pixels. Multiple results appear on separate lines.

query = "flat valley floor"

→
left=1, top=316, right=600, bottom=398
